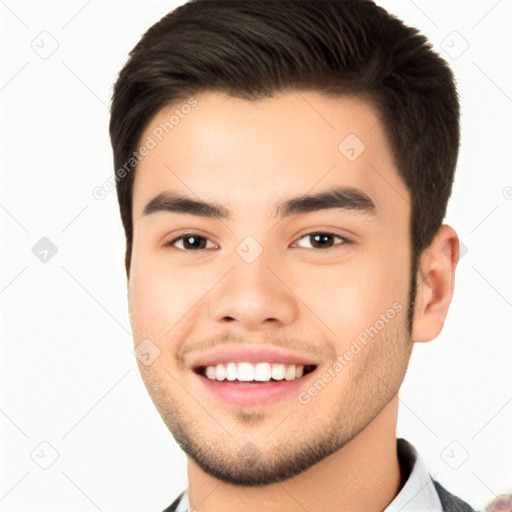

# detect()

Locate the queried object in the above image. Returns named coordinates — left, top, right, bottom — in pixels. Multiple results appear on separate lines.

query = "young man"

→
left=109, top=1, right=474, bottom=510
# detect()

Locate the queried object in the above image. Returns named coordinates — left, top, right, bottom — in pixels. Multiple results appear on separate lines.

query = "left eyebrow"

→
left=142, top=186, right=376, bottom=221
left=273, top=186, right=376, bottom=220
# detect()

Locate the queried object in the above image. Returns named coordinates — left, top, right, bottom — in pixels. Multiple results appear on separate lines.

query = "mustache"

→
left=176, top=330, right=330, bottom=369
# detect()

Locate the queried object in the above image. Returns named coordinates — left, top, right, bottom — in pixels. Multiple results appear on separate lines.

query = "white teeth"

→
left=254, top=363, right=271, bottom=381
left=271, top=363, right=286, bottom=380
left=237, top=362, right=254, bottom=381
left=215, top=363, right=226, bottom=381
left=202, top=362, right=309, bottom=382
left=225, top=362, right=237, bottom=381
left=284, top=365, right=296, bottom=380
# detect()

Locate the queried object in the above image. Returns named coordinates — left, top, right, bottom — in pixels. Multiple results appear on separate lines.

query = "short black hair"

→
left=110, top=0, right=460, bottom=328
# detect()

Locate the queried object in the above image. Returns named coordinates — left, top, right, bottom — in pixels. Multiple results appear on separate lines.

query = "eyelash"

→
left=165, top=231, right=352, bottom=252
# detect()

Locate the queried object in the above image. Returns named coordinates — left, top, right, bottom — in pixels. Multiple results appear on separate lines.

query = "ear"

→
left=411, top=224, right=460, bottom=343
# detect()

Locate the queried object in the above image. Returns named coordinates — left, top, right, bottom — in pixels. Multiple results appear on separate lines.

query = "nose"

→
left=209, top=258, right=299, bottom=331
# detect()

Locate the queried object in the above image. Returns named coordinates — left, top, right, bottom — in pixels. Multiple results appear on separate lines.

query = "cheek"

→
left=128, top=265, right=185, bottom=340
left=313, top=244, right=410, bottom=341
left=128, top=257, right=216, bottom=343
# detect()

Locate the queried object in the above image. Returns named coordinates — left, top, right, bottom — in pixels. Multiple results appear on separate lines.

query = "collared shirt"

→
left=384, top=438, right=443, bottom=512
left=172, top=437, right=442, bottom=512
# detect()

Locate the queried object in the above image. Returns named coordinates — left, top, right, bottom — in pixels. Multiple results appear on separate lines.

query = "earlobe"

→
left=411, top=225, right=459, bottom=343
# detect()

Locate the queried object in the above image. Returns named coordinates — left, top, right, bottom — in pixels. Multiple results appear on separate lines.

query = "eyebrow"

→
left=142, top=186, right=376, bottom=221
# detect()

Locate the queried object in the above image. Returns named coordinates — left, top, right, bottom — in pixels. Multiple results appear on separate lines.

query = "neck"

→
left=186, top=397, right=403, bottom=512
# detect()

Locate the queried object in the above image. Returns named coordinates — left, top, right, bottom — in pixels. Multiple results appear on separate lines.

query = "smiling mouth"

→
left=193, top=362, right=318, bottom=384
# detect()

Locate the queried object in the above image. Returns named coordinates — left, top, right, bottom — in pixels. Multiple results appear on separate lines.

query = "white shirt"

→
left=174, top=438, right=442, bottom=512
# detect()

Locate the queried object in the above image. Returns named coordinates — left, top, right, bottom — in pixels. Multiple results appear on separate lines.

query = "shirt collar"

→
left=175, top=491, right=189, bottom=512
left=174, top=438, right=442, bottom=512
left=383, top=438, right=443, bottom=512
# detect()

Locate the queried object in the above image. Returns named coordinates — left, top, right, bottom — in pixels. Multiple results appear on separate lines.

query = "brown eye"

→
left=166, top=233, right=216, bottom=251
left=294, top=232, right=350, bottom=250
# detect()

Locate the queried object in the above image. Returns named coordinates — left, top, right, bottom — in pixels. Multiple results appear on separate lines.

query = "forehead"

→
left=132, top=90, right=409, bottom=222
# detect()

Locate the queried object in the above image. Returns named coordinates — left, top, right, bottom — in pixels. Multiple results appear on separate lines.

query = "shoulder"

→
left=433, top=480, right=476, bottom=512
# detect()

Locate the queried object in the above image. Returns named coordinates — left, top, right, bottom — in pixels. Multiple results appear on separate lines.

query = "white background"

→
left=1, top=1, right=511, bottom=511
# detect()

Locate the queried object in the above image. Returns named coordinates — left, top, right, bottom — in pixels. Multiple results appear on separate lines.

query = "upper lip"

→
left=187, top=345, right=320, bottom=370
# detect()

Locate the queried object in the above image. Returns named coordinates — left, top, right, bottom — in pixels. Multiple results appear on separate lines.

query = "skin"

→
left=127, top=91, right=459, bottom=511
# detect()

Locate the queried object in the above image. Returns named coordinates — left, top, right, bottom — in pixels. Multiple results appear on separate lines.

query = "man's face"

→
left=128, top=91, right=414, bottom=485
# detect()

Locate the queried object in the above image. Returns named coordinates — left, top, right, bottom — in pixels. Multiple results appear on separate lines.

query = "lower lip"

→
left=195, top=370, right=317, bottom=407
